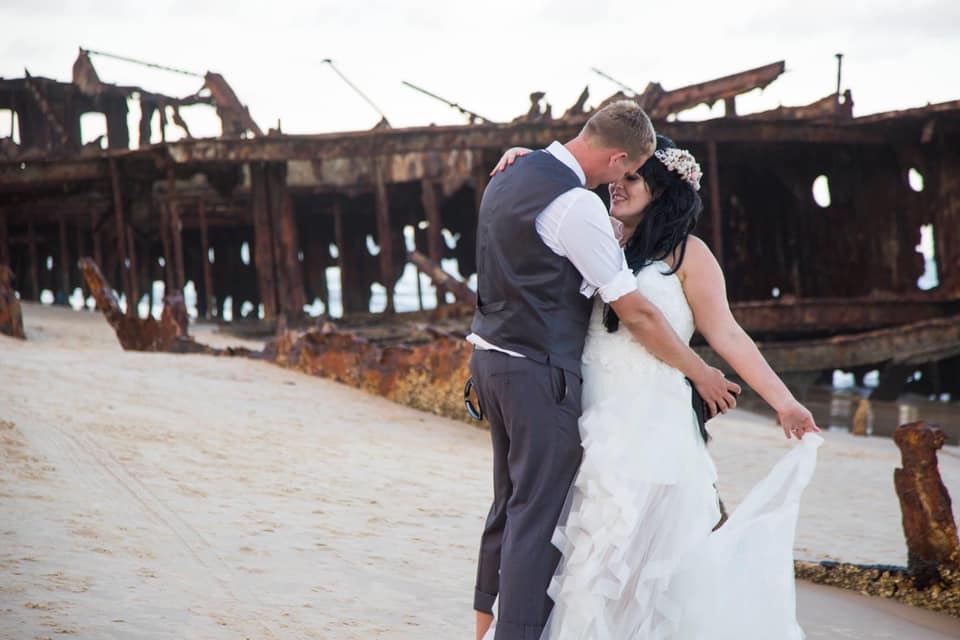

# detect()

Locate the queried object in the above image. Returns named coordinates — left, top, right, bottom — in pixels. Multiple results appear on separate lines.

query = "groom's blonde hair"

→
left=582, top=100, right=656, bottom=162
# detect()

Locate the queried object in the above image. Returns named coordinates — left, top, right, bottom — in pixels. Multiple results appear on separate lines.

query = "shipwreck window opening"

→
left=257, top=303, right=264, bottom=320
left=771, top=287, right=781, bottom=298
left=908, top=168, right=925, bottom=192
left=240, top=241, right=250, bottom=266
left=325, top=266, right=343, bottom=318
left=80, top=112, right=108, bottom=149
left=916, top=224, right=939, bottom=290
left=328, top=243, right=339, bottom=260
left=239, top=300, right=255, bottom=318
left=863, top=369, right=880, bottom=388
left=158, top=256, right=166, bottom=267
left=68, top=287, right=85, bottom=311
left=403, top=225, right=416, bottom=252
left=366, top=234, right=381, bottom=256
left=417, top=220, right=429, bottom=230
left=184, top=281, right=198, bottom=320
left=0, top=109, right=19, bottom=143
left=221, top=295, right=234, bottom=322
left=40, top=289, right=54, bottom=305
left=208, top=248, right=215, bottom=264
left=150, top=280, right=165, bottom=319
left=812, top=175, right=831, bottom=208
left=46, top=255, right=53, bottom=271
left=369, top=282, right=388, bottom=313
left=441, top=228, right=460, bottom=250
left=297, top=250, right=304, bottom=262
left=304, top=297, right=326, bottom=317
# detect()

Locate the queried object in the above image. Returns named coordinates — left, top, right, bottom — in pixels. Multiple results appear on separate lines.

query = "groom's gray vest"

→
left=471, top=150, right=595, bottom=377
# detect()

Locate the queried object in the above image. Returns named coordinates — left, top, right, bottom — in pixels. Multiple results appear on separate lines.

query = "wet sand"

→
left=2, top=302, right=959, bottom=638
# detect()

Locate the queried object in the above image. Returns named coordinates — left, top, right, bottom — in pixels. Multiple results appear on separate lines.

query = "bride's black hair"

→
left=603, top=135, right=703, bottom=333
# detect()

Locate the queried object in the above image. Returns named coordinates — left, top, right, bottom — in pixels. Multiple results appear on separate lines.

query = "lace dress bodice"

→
left=581, top=261, right=694, bottom=406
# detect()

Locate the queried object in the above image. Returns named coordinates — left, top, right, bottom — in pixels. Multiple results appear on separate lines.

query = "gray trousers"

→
left=470, top=349, right=583, bottom=640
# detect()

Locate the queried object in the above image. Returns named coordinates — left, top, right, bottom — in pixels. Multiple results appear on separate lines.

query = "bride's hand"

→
left=490, top=147, right=533, bottom=176
left=776, top=400, right=820, bottom=440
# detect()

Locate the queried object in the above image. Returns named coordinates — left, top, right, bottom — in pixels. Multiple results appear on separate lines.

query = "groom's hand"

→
left=692, top=366, right=741, bottom=418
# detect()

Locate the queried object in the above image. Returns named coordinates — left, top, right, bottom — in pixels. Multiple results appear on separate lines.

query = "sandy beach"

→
left=2, top=302, right=960, bottom=639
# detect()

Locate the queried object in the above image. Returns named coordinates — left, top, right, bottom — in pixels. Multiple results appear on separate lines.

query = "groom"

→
left=468, top=100, right=741, bottom=639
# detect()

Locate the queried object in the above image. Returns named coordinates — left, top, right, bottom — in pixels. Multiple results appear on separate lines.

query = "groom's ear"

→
left=608, top=150, right=629, bottom=167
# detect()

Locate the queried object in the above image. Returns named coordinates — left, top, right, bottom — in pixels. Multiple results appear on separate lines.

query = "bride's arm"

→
left=679, top=235, right=820, bottom=440
left=490, top=147, right=533, bottom=175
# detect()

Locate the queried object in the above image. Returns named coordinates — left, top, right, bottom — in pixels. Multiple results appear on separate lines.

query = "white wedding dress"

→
left=537, top=261, right=822, bottom=639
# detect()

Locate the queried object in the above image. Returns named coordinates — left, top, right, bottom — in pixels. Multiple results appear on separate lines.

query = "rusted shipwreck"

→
left=2, top=52, right=959, bottom=407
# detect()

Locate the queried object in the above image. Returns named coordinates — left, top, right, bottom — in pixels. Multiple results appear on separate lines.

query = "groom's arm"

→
left=549, top=189, right=739, bottom=415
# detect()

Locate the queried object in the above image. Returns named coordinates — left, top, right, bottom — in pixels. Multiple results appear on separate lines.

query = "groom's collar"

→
left=546, top=141, right=586, bottom=186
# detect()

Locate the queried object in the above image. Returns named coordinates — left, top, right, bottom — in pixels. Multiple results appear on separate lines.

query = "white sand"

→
left=2, top=302, right=959, bottom=639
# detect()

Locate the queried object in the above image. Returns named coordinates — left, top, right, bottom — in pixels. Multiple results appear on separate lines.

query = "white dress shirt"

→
left=467, top=141, right=637, bottom=356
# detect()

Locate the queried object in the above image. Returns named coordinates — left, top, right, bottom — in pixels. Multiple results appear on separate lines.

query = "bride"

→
left=489, top=137, right=822, bottom=639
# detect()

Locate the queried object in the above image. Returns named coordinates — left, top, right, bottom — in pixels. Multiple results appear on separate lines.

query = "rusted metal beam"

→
left=408, top=250, right=476, bottom=306
left=266, top=162, right=306, bottom=322
left=198, top=198, right=214, bottom=319
left=0, top=159, right=108, bottom=189
left=166, top=167, right=186, bottom=292
left=162, top=119, right=891, bottom=167
left=126, top=223, right=140, bottom=313
left=893, top=421, right=960, bottom=587
left=75, top=218, right=88, bottom=299
left=58, top=216, right=70, bottom=303
left=730, top=296, right=957, bottom=335
left=420, top=179, right=446, bottom=306
left=23, top=70, right=71, bottom=148
left=372, top=157, right=395, bottom=313
left=26, top=219, right=39, bottom=301
left=744, top=92, right=853, bottom=121
left=204, top=72, right=262, bottom=137
left=78, top=256, right=230, bottom=353
left=250, top=162, right=278, bottom=323
left=648, top=61, right=785, bottom=117
left=108, top=157, right=132, bottom=312
left=697, top=313, right=960, bottom=373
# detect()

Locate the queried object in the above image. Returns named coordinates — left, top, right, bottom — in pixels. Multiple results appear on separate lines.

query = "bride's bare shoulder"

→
left=677, top=235, right=716, bottom=268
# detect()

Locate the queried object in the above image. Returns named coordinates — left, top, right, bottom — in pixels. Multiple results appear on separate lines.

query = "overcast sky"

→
left=2, top=0, right=958, bottom=142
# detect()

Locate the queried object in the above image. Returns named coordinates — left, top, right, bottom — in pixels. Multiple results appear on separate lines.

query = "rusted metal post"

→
left=706, top=140, right=724, bottom=268
left=250, top=162, right=278, bottom=323
left=372, top=158, right=395, bottom=313
left=267, top=163, right=306, bottom=322
left=75, top=218, right=89, bottom=300
left=198, top=198, right=215, bottom=319
left=166, top=168, right=186, bottom=293
left=0, top=211, right=9, bottom=269
left=26, top=219, right=39, bottom=301
left=893, top=421, right=960, bottom=587
left=332, top=198, right=347, bottom=316
left=92, top=213, right=103, bottom=272
left=408, top=250, right=477, bottom=306
left=724, top=96, right=737, bottom=117
left=158, top=203, right=173, bottom=290
left=58, top=216, right=70, bottom=304
left=420, top=179, right=447, bottom=306
left=126, top=223, right=140, bottom=317
left=109, top=157, right=133, bottom=312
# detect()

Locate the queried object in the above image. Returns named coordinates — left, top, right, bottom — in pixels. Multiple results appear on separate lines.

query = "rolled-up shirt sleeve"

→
left=550, top=189, right=637, bottom=303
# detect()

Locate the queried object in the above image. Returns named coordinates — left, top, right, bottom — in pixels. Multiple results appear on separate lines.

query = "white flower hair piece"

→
left=654, top=147, right=702, bottom=191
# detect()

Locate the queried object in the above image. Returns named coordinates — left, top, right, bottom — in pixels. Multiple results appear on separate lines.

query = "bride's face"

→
left=608, top=173, right=654, bottom=222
